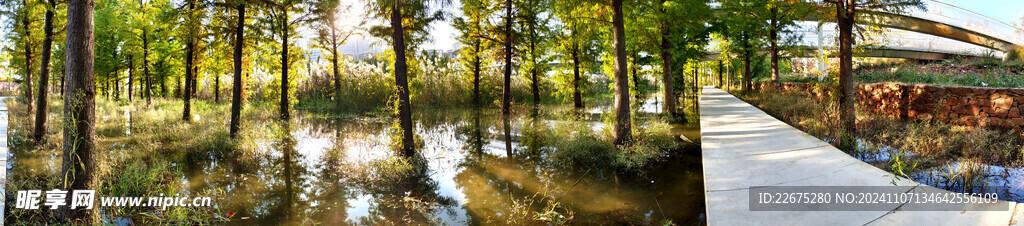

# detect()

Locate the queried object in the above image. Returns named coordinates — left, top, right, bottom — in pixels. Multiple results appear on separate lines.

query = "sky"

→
left=939, top=0, right=1024, bottom=27
left=0, top=0, right=1021, bottom=55
left=354, top=0, right=1024, bottom=54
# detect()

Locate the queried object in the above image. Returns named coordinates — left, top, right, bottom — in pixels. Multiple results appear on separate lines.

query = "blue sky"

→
left=940, top=0, right=1024, bottom=26
left=413, top=0, right=1024, bottom=52
left=1, top=0, right=1021, bottom=55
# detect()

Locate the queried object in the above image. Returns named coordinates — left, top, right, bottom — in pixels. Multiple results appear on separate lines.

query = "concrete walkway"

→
left=1, top=97, right=8, bottom=226
left=698, top=86, right=1024, bottom=225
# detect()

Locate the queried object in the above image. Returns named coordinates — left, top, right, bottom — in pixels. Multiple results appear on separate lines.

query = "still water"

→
left=8, top=98, right=707, bottom=225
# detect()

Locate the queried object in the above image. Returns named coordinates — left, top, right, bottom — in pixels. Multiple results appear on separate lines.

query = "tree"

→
left=365, top=0, right=447, bottom=157
left=261, top=0, right=314, bottom=120
left=453, top=0, right=493, bottom=106
left=94, top=0, right=128, bottom=101
left=721, top=0, right=767, bottom=92
left=499, top=0, right=515, bottom=114
left=823, top=0, right=921, bottom=135
left=33, top=0, right=56, bottom=142
left=658, top=0, right=675, bottom=113
left=61, top=0, right=96, bottom=221
left=551, top=0, right=602, bottom=109
left=229, top=0, right=246, bottom=138
left=312, top=0, right=363, bottom=111
left=610, top=0, right=630, bottom=145
left=22, top=0, right=36, bottom=115
left=181, top=0, right=201, bottom=121
left=756, top=0, right=811, bottom=82
left=130, top=0, right=166, bottom=106
left=518, top=0, right=551, bottom=104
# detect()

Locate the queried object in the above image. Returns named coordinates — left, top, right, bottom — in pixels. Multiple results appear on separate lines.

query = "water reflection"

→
left=8, top=98, right=706, bottom=224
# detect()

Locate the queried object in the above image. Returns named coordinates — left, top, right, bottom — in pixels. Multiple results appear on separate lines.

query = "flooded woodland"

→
left=6, top=94, right=707, bottom=225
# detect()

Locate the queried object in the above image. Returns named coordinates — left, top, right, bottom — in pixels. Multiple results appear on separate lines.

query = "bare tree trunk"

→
left=34, top=0, right=55, bottom=142
left=744, top=52, right=751, bottom=92
left=770, top=7, right=779, bottom=83
left=501, top=0, right=513, bottom=115
left=114, top=73, right=119, bottom=100
left=392, top=1, right=415, bottom=157
left=612, top=0, right=631, bottom=145
left=331, top=19, right=341, bottom=111
left=631, top=55, right=639, bottom=100
left=191, top=67, right=197, bottom=98
left=127, top=55, right=133, bottom=101
left=472, top=41, right=481, bottom=106
left=530, top=23, right=539, bottom=104
left=144, top=29, right=152, bottom=106
left=718, top=60, right=723, bottom=88
left=60, top=72, right=65, bottom=94
left=183, top=44, right=193, bottom=121
left=280, top=11, right=290, bottom=120
left=182, top=0, right=194, bottom=121
left=837, top=1, right=856, bottom=134
left=230, top=3, right=244, bottom=138
left=660, top=7, right=675, bottom=114
left=61, top=0, right=96, bottom=221
left=23, top=0, right=35, bottom=116
left=572, top=45, right=583, bottom=109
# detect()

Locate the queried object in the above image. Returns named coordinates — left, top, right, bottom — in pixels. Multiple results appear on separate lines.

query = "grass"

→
left=549, top=113, right=684, bottom=177
left=4, top=96, right=280, bottom=224
left=736, top=87, right=1024, bottom=172
left=296, top=56, right=620, bottom=113
left=848, top=60, right=1024, bottom=88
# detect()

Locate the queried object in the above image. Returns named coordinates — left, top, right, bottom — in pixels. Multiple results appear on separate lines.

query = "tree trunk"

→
left=230, top=4, right=244, bottom=138
left=114, top=73, right=119, bottom=100
left=572, top=45, right=583, bottom=109
left=718, top=60, right=723, bottom=88
left=214, top=74, right=219, bottom=102
left=280, top=12, right=290, bottom=120
left=144, top=29, right=151, bottom=106
left=183, top=43, right=193, bottom=121
left=472, top=41, right=481, bottom=106
left=331, top=19, right=341, bottom=111
left=770, top=7, right=779, bottom=82
left=660, top=9, right=675, bottom=114
left=191, top=67, right=197, bottom=97
left=837, top=1, right=856, bottom=134
left=631, top=56, right=639, bottom=100
left=104, top=75, right=108, bottom=99
left=530, top=24, right=539, bottom=104
left=501, top=0, right=513, bottom=115
left=392, top=1, right=415, bottom=157
left=612, top=0, right=631, bottom=145
left=743, top=52, right=751, bottom=92
left=693, top=62, right=698, bottom=93
left=23, top=0, right=35, bottom=116
left=61, top=0, right=97, bottom=221
left=34, top=0, right=55, bottom=142
left=182, top=0, right=194, bottom=121
left=128, top=55, right=134, bottom=101
left=60, top=72, right=65, bottom=94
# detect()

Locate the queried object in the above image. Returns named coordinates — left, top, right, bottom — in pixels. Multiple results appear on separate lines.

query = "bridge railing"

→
left=903, top=0, right=1024, bottom=45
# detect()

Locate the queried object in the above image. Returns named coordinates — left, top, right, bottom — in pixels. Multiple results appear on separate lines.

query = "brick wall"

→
left=756, top=82, right=1024, bottom=130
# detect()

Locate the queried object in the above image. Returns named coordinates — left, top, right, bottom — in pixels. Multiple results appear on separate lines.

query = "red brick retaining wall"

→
left=756, top=82, right=1024, bottom=129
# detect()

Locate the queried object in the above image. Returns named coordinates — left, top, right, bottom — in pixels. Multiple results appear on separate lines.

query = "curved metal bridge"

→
left=710, top=0, right=1024, bottom=61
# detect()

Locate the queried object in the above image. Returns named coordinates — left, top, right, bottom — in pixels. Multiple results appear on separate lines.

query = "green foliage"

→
left=550, top=115, right=681, bottom=176
left=854, top=63, right=1024, bottom=88
left=739, top=88, right=1024, bottom=167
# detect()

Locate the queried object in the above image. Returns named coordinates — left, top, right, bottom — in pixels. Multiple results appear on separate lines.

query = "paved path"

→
left=1, top=97, right=8, bottom=226
left=698, top=86, right=1024, bottom=225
